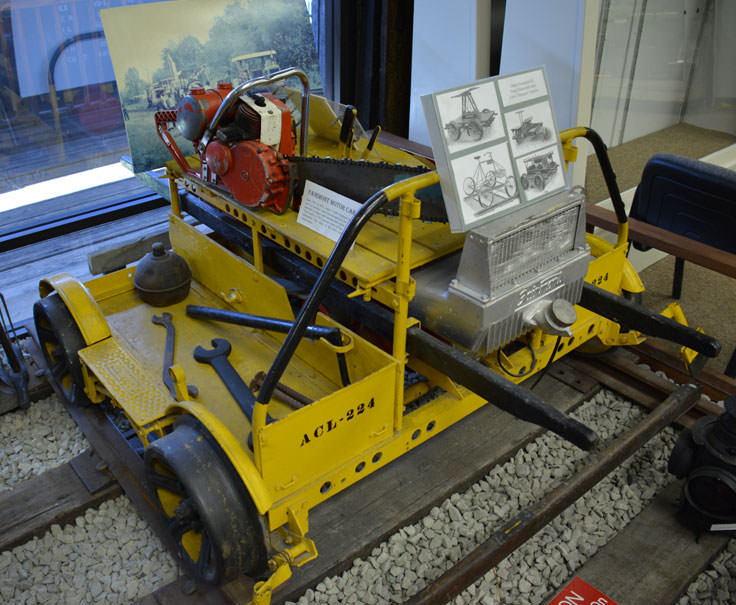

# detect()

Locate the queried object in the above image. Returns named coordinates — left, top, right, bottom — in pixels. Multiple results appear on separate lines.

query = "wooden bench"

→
left=586, top=204, right=736, bottom=279
left=586, top=203, right=736, bottom=376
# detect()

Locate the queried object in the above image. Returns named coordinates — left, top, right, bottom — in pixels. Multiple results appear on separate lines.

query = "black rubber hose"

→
left=257, top=191, right=389, bottom=404
left=582, top=127, right=628, bottom=225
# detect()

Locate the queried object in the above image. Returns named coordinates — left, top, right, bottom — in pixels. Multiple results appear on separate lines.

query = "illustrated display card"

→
left=422, top=67, right=567, bottom=232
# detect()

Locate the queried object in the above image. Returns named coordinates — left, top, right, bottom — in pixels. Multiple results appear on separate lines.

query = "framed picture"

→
left=422, top=67, right=567, bottom=232
left=101, top=0, right=321, bottom=173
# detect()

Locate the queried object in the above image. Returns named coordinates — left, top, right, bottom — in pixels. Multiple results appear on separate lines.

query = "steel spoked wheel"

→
left=479, top=185, right=495, bottom=208
left=447, top=123, right=460, bottom=141
left=505, top=175, right=517, bottom=197
left=145, top=416, right=267, bottom=586
left=482, top=172, right=497, bottom=190
left=463, top=176, right=477, bottom=197
left=33, top=293, right=90, bottom=406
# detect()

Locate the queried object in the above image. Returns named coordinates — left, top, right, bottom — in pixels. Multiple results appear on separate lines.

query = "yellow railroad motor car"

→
left=33, top=69, right=719, bottom=603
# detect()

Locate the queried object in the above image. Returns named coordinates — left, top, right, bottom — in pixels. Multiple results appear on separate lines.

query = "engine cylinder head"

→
left=234, top=97, right=263, bottom=141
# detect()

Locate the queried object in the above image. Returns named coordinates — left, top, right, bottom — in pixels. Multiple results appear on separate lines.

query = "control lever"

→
left=580, top=283, right=721, bottom=359
left=339, top=105, right=357, bottom=158
left=151, top=312, right=197, bottom=400
left=407, top=327, right=599, bottom=450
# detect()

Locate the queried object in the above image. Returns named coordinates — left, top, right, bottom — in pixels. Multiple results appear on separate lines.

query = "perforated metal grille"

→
left=490, top=206, right=579, bottom=292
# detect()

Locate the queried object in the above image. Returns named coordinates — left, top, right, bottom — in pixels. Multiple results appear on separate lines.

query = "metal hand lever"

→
left=186, top=305, right=350, bottom=386
left=152, top=313, right=197, bottom=400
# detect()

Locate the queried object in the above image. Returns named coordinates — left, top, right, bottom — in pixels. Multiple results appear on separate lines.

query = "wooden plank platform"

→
left=571, top=480, right=728, bottom=604
left=0, top=206, right=171, bottom=321
left=1, top=175, right=155, bottom=232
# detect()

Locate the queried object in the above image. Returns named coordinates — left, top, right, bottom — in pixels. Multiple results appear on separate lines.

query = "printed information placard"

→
left=297, top=180, right=361, bottom=244
left=422, top=67, right=567, bottom=232
left=548, top=576, right=617, bottom=605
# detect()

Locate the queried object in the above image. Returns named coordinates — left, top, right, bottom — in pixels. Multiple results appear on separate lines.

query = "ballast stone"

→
left=287, top=390, right=681, bottom=605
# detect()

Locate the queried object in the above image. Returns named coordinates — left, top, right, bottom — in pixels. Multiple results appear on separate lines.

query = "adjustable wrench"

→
left=151, top=312, right=197, bottom=400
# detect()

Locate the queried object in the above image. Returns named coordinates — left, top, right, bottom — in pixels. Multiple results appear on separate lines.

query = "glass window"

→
left=591, top=0, right=736, bottom=145
left=0, top=0, right=325, bottom=209
left=1, top=1, right=132, bottom=196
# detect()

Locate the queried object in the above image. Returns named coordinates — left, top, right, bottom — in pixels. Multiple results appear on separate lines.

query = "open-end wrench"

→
left=152, top=312, right=197, bottom=400
left=194, top=337, right=258, bottom=421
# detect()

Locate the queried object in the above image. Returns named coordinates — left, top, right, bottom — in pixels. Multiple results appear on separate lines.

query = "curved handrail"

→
left=198, top=67, right=310, bottom=156
left=48, top=30, right=106, bottom=89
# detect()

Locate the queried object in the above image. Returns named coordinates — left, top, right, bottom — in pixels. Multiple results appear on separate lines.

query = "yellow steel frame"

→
left=39, top=273, right=111, bottom=345
left=175, top=174, right=465, bottom=312
left=44, top=123, right=686, bottom=604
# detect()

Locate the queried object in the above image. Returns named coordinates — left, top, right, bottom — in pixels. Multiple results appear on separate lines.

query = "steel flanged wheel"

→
left=33, top=293, right=90, bottom=406
left=145, top=416, right=267, bottom=585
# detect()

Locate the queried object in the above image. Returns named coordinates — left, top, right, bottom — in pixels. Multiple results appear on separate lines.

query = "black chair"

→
left=629, top=153, right=736, bottom=376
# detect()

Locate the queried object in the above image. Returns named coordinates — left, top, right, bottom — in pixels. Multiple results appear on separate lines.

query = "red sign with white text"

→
left=548, top=576, right=617, bottom=605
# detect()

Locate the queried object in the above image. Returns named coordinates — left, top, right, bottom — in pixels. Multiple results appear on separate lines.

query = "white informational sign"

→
left=297, top=180, right=362, bottom=244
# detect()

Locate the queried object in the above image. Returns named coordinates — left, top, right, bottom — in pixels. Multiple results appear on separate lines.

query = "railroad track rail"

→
left=1, top=340, right=732, bottom=604
left=407, top=383, right=701, bottom=604
left=563, top=348, right=727, bottom=428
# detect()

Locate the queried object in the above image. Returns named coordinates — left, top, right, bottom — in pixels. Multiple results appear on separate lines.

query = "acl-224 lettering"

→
left=300, top=398, right=376, bottom=446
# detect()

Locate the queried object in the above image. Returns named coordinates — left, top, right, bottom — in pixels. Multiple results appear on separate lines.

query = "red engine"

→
left=155, top=82, right=295, bottom=214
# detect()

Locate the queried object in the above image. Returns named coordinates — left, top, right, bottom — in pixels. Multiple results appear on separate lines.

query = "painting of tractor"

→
left=444, top=87, right=496, bottom=142
left=146, top=53, right=210, bottom=110
left=520, top=152, right=558, bottom=190
left=511, top=110, right=551, bottom=144
left=232, top=50, right=280, bottom=82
